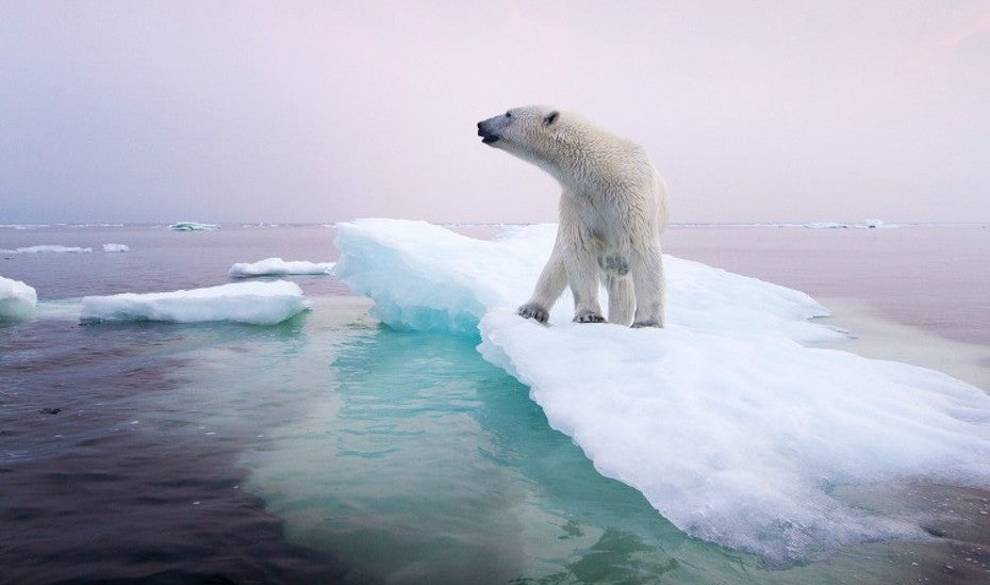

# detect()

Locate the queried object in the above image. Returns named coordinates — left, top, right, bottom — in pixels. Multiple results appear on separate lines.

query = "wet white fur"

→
left=482, top=105, right=669, bottom=326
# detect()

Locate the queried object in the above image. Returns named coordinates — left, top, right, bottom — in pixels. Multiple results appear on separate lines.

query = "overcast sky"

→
left=1, top=1, right=987, bottom=224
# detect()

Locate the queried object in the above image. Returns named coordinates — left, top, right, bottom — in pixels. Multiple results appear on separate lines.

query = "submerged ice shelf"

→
left=229, top=257, right=335, bottom=278
left=0, top=275, right=37, bottom=321
left=80, top=280, right=310, bottom=325
left=335, top=218, right=990, bottom=564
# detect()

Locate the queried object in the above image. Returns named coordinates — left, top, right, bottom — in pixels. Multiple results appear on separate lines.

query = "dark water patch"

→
left=0, top=317, right=371, bottom=585
left=0, top=431, right=363, bottom=585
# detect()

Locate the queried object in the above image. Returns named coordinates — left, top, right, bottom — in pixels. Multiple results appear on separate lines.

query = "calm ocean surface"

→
left=1, top=224, right=987, bottom=584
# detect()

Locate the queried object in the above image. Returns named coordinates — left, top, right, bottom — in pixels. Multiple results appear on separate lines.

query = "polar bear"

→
left=477, top=105, right=669, bottom=327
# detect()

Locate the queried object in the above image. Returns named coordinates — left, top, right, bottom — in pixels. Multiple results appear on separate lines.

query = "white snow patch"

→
left=102, top=243, right=130, bottom=253
left=80, top=281, right=310, bottom=325
left=0, top=276, right=38, bottom=320
left=1, top=245, right=92, bottom=254
left=228, top=257, right=334, bottom=278
left=168, top=221, right=219, bottom=231
left=334, top=218, right=990, bottom=564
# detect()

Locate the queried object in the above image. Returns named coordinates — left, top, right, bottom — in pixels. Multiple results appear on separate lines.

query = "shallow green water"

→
left=142, top=297, right=952, bottom=585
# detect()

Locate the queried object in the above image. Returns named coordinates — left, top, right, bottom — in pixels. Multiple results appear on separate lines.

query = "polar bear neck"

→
left=528, top=123, right=647, bottom=196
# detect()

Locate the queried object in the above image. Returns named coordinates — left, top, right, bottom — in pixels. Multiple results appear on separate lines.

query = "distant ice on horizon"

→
left=1, top=245, right=92, bottom=254
left=670, top=219, right=902, bottom=229
left=168, top=221, right=219, bottom=231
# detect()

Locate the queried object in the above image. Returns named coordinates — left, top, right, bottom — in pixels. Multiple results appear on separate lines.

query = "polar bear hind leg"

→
left=606, top=275, right=635, bottom=326
left=630, top=245, right=665, bottom=328
left=564, top=244, right=605, bottom=323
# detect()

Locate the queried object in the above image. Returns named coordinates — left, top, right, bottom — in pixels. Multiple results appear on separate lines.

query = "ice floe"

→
left=228, top=257, right=334, bottom=278
left=1, top=245, right=92, bottom=254
left=80, top=281, right=310, bottom=325
left=335, top=218, right=990, bottom=564
left=102, top=243, right=130, bottom=253
left=168, top=221, right=219, bottom=231
left=0, top=276, right=37, bottom=321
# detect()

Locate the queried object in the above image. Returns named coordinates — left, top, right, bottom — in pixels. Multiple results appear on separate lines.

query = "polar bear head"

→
left=477, top=105, right=566, bottom=170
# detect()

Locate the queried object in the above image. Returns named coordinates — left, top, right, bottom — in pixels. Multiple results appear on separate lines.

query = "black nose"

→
left=477, top=121, right=483, bottom=129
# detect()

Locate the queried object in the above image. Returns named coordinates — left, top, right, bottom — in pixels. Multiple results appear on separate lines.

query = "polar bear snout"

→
left=477, top=122, right=500, bottom=145
left=477, top=116, right=508, bottom=145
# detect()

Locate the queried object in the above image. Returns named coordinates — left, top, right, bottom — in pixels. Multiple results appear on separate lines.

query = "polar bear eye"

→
left=544, top=111, right=559, bottom=126
left=505, top=111, right=512, bottom=118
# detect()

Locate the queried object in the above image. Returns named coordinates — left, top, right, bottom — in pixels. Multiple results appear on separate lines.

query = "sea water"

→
left=1, top=224, right=987, bottom=584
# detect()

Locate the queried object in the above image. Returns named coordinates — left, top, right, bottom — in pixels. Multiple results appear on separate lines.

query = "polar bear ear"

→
left=543, top=111, right=559, bottom=126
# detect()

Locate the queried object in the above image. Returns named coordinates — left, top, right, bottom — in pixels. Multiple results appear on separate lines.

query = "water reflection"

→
left=243, top=325, right=759, bottom=584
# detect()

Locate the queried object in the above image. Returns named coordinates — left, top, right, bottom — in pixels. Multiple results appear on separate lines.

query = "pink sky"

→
left=1, top=1, right=987, bottom=224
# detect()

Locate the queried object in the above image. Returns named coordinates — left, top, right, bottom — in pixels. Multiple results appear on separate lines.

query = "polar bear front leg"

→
left=517, top=250, right=566, bottom=324
left=630, top=244, right=666, bottom=328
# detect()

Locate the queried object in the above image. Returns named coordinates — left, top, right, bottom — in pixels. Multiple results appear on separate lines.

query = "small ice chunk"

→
left=1, top=245, right=92, bottom=254
left=168, top=221, right=219, bottom=231
left=228, top=257, right=334, bottom=278
left=102, top=243, right=130, bottom=253
left=0, top=275, right=38, bottom=320
left=80, top=280, right=310, bottom=325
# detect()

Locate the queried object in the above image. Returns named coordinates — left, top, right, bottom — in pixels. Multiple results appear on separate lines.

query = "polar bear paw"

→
left=517, top=303, right=549, bottom=324
left=631, top=319, right=663, bottom=328
left=573, top=310, right=606, bottom=324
